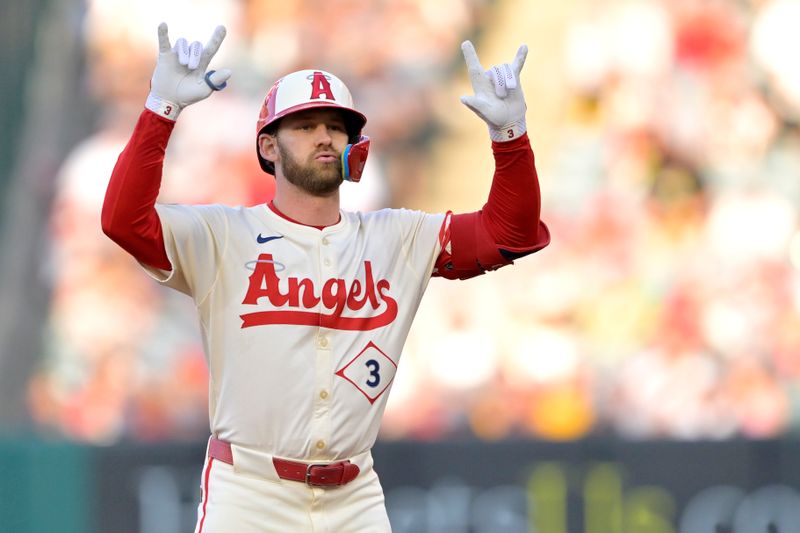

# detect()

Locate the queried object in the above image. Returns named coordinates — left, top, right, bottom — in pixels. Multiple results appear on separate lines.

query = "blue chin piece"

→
left=342, top=146, right=352, bottom=180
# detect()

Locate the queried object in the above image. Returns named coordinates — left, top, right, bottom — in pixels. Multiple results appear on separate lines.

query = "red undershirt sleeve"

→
left=433, top=133, right=550, bottom=280
left=101, top=109, right=174, bottom=271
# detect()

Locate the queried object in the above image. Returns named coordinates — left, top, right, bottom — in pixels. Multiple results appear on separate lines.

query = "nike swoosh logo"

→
left=257, top=234, right=284, bottom=244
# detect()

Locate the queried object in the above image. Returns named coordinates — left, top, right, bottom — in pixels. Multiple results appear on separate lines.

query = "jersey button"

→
left=318, top=337, right=329, bottom=348
left=316, top=440, right=326, bottom=450
left=322, top=237, right=330, bottom=245
left=323, top=258, right=331, bottom=267
left=319, top=390, right=329, bottom=400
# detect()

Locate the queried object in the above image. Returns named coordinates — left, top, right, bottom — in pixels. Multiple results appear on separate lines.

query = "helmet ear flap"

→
left=342, top=136, right=370, bottom=183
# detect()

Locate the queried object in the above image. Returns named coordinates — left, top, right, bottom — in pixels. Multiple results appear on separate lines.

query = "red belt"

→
left=208, top=437, right=360, bottom=487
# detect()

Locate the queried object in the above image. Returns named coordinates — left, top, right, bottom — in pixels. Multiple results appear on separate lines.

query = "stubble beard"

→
left=277, top=139, right=343, bottom=196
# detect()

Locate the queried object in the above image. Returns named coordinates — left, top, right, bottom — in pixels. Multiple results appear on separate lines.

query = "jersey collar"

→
left=266, top=201, right=342, bottom=231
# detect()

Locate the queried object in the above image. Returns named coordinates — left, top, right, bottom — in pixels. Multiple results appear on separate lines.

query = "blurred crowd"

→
left=26, top=0, right=800, bottom=444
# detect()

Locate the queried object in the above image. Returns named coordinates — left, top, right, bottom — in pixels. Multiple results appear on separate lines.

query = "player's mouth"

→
left=313, top=151, right=339, bottom=163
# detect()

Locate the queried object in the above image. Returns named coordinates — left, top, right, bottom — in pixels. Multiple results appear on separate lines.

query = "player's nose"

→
left=312, top=124, right=333, bottom=145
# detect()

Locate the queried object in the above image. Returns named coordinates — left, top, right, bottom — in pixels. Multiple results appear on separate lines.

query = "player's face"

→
left=275, top=109, right=349, bottom=196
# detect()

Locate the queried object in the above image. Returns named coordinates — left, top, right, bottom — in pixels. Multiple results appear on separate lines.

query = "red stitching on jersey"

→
left=433, top=211, right=453, bottom=276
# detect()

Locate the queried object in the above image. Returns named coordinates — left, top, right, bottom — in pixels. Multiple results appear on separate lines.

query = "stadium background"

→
left=1, top=0, right=800, bottom=531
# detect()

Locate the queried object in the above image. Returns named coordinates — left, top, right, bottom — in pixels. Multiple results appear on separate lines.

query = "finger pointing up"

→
left=461, top=40, right=485, bottom=80
left=157, top=22, right=171, bottom=53
left=198, top=25, right=227, bottom=72
left=511, top=44, right=528, bottom=76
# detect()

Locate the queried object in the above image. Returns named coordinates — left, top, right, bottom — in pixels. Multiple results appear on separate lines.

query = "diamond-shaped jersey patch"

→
left=335, top=341, right=397, bottom=404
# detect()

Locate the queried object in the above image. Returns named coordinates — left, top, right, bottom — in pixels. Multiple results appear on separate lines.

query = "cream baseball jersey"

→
left=143, top=202, right=446, bottom=461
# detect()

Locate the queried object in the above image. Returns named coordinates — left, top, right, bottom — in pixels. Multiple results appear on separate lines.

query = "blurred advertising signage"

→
left=89, top=439, right=800, bottom=533
left=375, top=439, right=800, bottom=533
left=384, top=462, right=800, bottom=533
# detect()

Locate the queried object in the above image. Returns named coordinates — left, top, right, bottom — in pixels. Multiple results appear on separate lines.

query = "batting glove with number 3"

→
left=460, top=41, right=528, bottom=142
left=146, top=23, right=231, bottom=121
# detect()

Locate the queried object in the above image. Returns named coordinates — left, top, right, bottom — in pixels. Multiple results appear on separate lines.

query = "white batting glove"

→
left=146, top=23, right=231, bottom=121
left=460, top=41, right=528, bottom=142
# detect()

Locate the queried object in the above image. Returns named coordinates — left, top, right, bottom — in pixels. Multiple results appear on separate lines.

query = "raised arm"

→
left=434, top=40, right=550, bottom=280
left=101, top=23, right=230, bottom=270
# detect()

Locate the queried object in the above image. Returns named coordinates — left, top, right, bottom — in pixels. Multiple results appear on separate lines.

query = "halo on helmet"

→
left=255, top=70, right=367, bottom=175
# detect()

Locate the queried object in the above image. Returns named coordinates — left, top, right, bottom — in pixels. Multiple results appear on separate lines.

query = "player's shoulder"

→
left=344, top=207, right=445, bottom=237
left=156, top=203, right=267, bottom=230
left=157, top=202, right=259, bottom=217
left=214, top=204, right=278, bottom=229
left=347, top=207, right=431, bottom=225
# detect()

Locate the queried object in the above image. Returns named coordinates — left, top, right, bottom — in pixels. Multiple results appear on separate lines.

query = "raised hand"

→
left=460, top=40, right=528, bottom=142
left=146, top=23, right=231, bottom=120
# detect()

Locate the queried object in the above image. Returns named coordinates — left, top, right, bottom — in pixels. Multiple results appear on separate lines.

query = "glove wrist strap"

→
left=146, top=93, right=181, bottom=121
left=489, top=119, right=526, bottom=143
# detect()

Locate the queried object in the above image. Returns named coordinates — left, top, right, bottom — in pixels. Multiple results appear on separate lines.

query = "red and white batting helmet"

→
left=256, top=69, right=369, bottom=181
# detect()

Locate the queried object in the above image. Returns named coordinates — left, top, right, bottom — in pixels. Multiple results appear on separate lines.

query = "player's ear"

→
left=258, top=132, right=278, bottom=165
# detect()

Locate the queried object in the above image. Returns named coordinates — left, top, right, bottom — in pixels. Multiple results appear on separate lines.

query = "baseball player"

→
left=102, top=23, right=549, bottom=533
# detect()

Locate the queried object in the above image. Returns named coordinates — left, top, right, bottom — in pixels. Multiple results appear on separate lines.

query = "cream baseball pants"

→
left=193, top=441, right=392, bottom=533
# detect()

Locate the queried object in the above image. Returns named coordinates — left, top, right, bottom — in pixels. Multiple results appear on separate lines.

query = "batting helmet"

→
left=256, top=69, right=370, bottom=182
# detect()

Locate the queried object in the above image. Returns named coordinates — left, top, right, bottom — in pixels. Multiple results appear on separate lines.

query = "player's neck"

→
left=272, top=180, right=341, bottom=227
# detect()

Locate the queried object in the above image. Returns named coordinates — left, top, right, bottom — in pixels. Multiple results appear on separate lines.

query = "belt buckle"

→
left=305, top=463, right=329, bottom=487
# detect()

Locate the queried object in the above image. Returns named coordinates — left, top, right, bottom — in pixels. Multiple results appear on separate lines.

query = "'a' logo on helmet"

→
left=310, top=71, right=335, bottom=100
